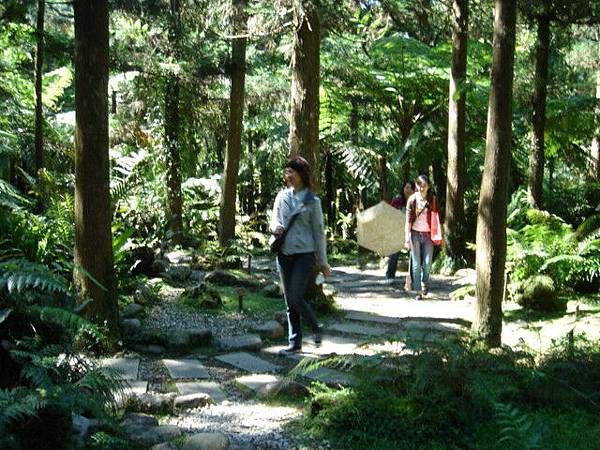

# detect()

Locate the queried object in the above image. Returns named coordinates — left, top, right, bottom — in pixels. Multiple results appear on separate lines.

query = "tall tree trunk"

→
left=592, top=37, right=600, bottom=180
left=325, top=149, right=335, bottom=230
left=34, top=0, right=45, bottom=177
left=164, top=0, right=183, bottom=244
left=73, top=0, right=119, bottom=342
left=445, top=0, right=469, bottom=268
left=247, top=133, right=255, bottom=215
left=473, top=0, right=517, bottom=348
left=527, top=14, right=550, bottom=207
left=219, top=0, right=247, bottom=246
left=379, top=155, right=389, bottom=201
left=289, top=0, right=321, bottom=191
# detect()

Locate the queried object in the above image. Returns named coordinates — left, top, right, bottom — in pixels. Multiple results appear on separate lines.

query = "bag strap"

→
left=277, top=191, right=316, bottom=238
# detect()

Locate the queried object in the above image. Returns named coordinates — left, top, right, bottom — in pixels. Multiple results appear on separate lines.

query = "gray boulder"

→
left=122, top=303, right=144, bottom=318
left=183, top=433, right=230, bottom=450
left=204, top=270, right=259, bottom=288
left=257, top=380, right=309, bottom=399
left=125, top=392, right=176, bottom=414
left=251, top=321, right=285, bottom=339
left=174, top=393, right=213, bottom=410
left=120, top=318, right=142, bottom=335
left=260, top=283, right=281, bottom=298
left=217, top=334, right=262, bottom=352
left=166, top=264, right=192, bottom=282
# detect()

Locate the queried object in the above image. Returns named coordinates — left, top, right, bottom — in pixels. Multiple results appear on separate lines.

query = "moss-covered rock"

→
left=514, top=275, right=566, bottom=312
left=178, top=283, right=223, bottom=309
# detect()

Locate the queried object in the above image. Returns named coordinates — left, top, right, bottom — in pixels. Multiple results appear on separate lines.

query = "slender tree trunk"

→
left=219, top=0, right=247, bottom=246
left=379, top=155, right=389, bottom=201
left=527, top=15, right=550, bottom=207
left=164, top=0, right=183, bottom=244
left=325, top=149, right=335, bottom=230
left=34, top=0, right=45, bottom=177
left=247, top=133, right=255, bottom=215
left=73, top=0, right=119, bottom=342
left=289, top=0, right=321, bottom=191
left=445, top=0, right=468, bottom=267
left=473, top=0, right=517, bottom=348
left=592, top=43, right=600, bottom=180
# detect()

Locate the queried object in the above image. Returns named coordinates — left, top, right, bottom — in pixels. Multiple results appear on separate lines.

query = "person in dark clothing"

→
left=269, top=156, right=331, bottom=353
left=384, top=180, right=415, bottom=283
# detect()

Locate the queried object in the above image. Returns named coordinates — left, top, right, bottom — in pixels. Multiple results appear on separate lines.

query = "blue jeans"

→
left=386, top=252, right=400, bottom=279
left=410, top=231, right=433, bottom=291
left=277, top=252, right=320, bottom=347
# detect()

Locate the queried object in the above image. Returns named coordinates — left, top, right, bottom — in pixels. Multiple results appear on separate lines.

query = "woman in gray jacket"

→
left=269, top=156, right=331, bottom=354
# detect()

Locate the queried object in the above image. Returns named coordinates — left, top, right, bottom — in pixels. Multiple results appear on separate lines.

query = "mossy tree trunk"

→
left=34, top=0, right=45, bottom=178
left=473, top=0, right=517, bottom=348
left=164, top=0, right=183, bottom=244
left=219, top=0, right=248, bottom=246
left=289, top=0, right=321, bottom=191
left=444, top=0, right=469, bottom=269
left=73, top=0, right=119, bottom=343
left=527, top=14, right=550, bottom=207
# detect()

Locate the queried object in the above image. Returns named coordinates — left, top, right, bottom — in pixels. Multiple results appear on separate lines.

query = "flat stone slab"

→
left=100, top=358, right=140, bottom=380
left=329, top=322, right=388, bottom=336
left=345, top=311, right=399, bottom=325
left=215, top=352, right=281, bottom=373
left=251, top=321, right=285, bottom=339
left=116, top=380, right=148, bottom=405
left=162, top=359, right=209, bottom=379
left=217, top=334, right=262, bottom=351
left=235, top=374, right=281, bottom=394
left=176, top=381, right=227, bottom=403
left=402, top=320, right=465, bottom=334
left=263, top=335, right=374, bottom=358
left=304, top=367, right=356, bottom=386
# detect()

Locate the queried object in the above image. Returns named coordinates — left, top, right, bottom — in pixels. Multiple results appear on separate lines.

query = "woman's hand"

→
left=404, top=239, right=411, bottom=250
left=272, top=226, right=284, bottom=237
left=321, top=265, right=332, bottom=277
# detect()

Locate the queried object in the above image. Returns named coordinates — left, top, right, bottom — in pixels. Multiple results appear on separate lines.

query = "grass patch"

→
left=218, top=286, right=283, bottom=319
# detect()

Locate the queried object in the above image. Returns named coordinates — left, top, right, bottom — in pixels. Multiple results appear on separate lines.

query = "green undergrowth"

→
left=296, top=336, right=600, bottom=450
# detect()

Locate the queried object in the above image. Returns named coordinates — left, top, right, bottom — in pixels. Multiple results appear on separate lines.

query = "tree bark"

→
left=445, top=0, right=469, bottom=267
left=379, top=155, right=389, bottom=201
left=289, top=0, right=321, bottom=191
left=592, top=40, right=600, bottom=180
left=219, top=0, right=247, bottom=246
left=73, top=0, right=119, bottom=342
left=527, top=14, right=550, bottom=207
left=34, top=0, right=45, bottom=177
left=164, top=0, right=183, bottom=244
left=473, top=0, right=517, bottom=348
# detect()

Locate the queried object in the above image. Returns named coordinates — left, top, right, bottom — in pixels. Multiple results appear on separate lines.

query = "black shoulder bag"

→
left=270, top=192, right=315, bottom=254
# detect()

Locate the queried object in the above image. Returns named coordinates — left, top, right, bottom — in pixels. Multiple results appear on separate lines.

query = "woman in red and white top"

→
left=404, top=175, right=439, bottom=299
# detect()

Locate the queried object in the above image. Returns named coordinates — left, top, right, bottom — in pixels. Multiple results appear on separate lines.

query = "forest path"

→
left=109, top=257, right=598, bottom=449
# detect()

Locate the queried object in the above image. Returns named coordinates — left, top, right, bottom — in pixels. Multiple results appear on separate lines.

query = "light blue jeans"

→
left=410, top=231, right=433, bottom=291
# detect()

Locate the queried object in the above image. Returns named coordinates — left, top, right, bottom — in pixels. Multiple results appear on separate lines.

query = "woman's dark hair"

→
left=285, top=156, right=312, bottom=189
left=416, top=174, right=430, bottom=187
left=404, top=180, right=416, bottom=190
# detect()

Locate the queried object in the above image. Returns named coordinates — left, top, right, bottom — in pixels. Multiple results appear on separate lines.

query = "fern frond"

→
left=30, top=306, right=103, bottom=341
left=575, top=214, right=600, bottom=242
left=0, top=179, right=32, bottom=211
left=0, top=258, right=68, bottom=295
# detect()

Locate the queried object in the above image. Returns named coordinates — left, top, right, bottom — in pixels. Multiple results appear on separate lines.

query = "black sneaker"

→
left=278, top=344, right=302, bottom=356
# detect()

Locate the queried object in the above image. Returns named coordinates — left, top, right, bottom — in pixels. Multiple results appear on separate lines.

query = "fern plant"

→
left=0, top=258, right=124, bottom=449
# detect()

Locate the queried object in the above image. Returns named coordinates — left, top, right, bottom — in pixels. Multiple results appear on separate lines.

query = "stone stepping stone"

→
left=162, top=359, right=209, bottom=379
left=304, top=367, right=356, bottom=387
left=217, top=334, right=262, bottom=351
left=176, top=381, right=227, bottom=403
left=100, top=357, right=140, bottom=380
left=251, top=321, right=285, bottom=339
left=215, top=352, right=281, bottom=373
left=116, top=380, right=148, bottom=405
left=329, top=322, right=388, bottom=336
left=235, top=374, right=281, bottom=394
left=345, top=311, right=399, bottom=325
left=262, top=335, right=374, bottom=358
left=402, top=320, right=465, bottom=334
